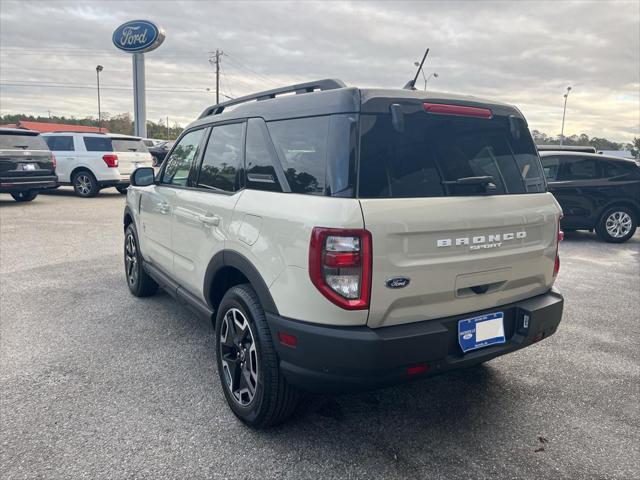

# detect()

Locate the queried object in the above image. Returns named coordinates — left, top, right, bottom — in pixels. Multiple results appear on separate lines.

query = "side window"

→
left=603, top=161, right=630, bottom=178
left=162, top=129, right=205, bottom=186
left=541, top=156, right=561, bottom=181
left=45, top=136, right=75, bottom=151
left=267, top=116, right=329, bottom=195
left=83, top=137, right=113, bottom=152
left=559, top=157, right=599, bottom=181
left=245, top=118, right=282, bottom=192
left=198, top=123, right=244, bottom=192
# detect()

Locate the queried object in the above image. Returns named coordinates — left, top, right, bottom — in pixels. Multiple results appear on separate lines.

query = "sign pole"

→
left=132, top=52, right=147, bottom=138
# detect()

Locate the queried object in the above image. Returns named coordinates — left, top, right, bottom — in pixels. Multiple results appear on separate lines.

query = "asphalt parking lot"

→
left=1, top=188, right=639, bottom=480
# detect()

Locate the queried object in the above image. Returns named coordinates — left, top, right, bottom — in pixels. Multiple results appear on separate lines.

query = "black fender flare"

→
left=123, top=205, right=135, bottom=228
left=204, top=250, right=279, bottom=315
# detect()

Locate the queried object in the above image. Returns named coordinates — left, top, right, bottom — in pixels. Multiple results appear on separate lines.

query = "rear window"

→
left=358, top=110, right=546, bottom=198
left=0, top=133, right=48, bottom=150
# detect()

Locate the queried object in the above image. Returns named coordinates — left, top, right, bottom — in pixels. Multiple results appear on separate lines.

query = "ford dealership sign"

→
left=112, top=20, right=165, bottom=53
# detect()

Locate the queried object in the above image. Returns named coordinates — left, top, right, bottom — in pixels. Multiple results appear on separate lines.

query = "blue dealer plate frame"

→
left=458, top=312, right=506, bottom=353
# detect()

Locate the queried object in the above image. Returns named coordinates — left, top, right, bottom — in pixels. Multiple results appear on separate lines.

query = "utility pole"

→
left=560, top=86, right=572, bottom=146
left=166, top=115, right=169, bottom=140
left=209, top=49, right=223, bottom=104
left=96, top=65, right=103, bottom=132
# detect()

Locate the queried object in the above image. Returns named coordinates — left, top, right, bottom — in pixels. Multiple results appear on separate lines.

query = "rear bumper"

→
left=267, top=289, right=564, bottom=393
left=0, top=175, right=58, bottom=192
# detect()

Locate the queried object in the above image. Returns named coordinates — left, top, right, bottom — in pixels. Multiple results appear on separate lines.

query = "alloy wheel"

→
left=219, top=308, right=259, bottom=406
left=124, top=233, right=138, bottom=286
left=605, top=211, right=632, bottom=238
left=76, top=174, right=92, bottom=196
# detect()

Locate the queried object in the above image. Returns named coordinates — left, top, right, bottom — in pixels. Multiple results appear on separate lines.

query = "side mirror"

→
left=131, top=167, right=155, bottom=187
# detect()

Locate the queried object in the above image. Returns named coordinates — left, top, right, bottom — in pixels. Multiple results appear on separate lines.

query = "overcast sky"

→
left=1, top=0, right=638, bottom=142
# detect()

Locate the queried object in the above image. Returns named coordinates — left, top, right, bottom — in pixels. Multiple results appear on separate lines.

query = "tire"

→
left=11, top=190, right=38, bottom=202
left=595, top=206, right=637, bottom=243
left=72, top=170, right=99, bottom=197
left=124, top=223, right=159, bottom=297
left=215, top=284, right=299, bottom=428
left=116, top=185, right=128, bottom=194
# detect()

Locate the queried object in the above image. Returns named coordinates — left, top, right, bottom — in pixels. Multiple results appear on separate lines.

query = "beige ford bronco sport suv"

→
left=123, top=79, right=564, bottom=427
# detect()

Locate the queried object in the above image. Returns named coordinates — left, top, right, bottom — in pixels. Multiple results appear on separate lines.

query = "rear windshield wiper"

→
left=442, top=176, right=495, bottom=186
left=13, top=145, right=30, bottom=150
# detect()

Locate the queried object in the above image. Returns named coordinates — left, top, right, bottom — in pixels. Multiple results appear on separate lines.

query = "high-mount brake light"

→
left=309, top=227, right=372, bottom=310
left=423, top=103, right=493, bottom=119
left=102, top=154, right=119, bottom=168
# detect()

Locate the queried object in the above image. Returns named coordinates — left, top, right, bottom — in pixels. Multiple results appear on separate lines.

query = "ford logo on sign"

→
left=112, top=20, right=165, bottom=53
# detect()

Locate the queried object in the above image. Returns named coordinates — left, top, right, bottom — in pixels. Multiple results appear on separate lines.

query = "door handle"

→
left=199, top=213, right=220, bottom=226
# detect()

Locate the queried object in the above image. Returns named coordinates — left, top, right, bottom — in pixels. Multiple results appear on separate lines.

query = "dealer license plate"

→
left=458, top=312, right=505, bottom=353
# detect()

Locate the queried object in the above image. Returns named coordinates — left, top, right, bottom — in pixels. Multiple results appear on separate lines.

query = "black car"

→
left=148, top=141, right=173, bottom=167
left=539, top=151, right=640, bottom=242
left=0, top=128, right=57, bottom=202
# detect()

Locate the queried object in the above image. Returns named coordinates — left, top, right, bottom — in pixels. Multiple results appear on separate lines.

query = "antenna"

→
left=403, top=48, right=429, bottom=90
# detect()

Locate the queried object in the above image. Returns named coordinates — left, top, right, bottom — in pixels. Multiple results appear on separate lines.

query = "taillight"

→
left=51, top=154, right=56, bottom=170
left=423, top=102, right=492, bottom=119
left=553, top=216, right=563, bottom=278
left=309, top=227, right=372, bottom=310
left=102, top=154, right=119, bottom=168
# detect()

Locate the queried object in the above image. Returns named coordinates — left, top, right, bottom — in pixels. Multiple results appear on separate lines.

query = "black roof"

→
left=187, top=78, right=522, bottom=130
left=539, top=150, right=640, bottom=165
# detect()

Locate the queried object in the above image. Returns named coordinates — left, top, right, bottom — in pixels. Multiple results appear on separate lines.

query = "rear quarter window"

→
left=84, top=137, right=113, bottom=152
left=112, top=138, right=149, bottom=153
left=267, top=116, right=329, bottom=195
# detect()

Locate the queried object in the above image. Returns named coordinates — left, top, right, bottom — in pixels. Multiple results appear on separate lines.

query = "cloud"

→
left=1, top=0, right=638, bottom=142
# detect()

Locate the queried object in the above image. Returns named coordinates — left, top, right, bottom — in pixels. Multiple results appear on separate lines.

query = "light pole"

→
left=96, top=65, right=103, bottom=132
left=560, top=86, right=572, bottom=145
left=413, top=62, right=438, bottom=90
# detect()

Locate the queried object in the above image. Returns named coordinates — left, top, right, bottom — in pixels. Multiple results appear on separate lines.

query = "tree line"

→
left=531, top=130, right=638, bottom=158
left=1, top=113, right=638, bottom=158
left=0, top=112, right=183, bottom=140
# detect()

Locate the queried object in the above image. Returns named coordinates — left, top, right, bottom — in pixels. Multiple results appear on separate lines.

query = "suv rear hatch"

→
left=357, top=97, right=561, bottom=328
left=109, top=136, right=153, bottom=175
left=0, top=131, right=55, bottom=178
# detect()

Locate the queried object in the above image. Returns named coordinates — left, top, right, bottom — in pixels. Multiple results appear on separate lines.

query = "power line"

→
left=0, top=82, right=211, bottom=93
left=219, top=62, right=235, bottom=99
left=222, top=52, right=281, bottom=87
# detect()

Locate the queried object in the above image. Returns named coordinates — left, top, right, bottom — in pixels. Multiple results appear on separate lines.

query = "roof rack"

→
left=536, top=145, right=597, bottom=154
left=198, top=78, right=346, bottom=119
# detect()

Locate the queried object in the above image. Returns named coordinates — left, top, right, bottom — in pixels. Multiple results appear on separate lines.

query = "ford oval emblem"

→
left=385, top=277, right=410, bottom=289
left=112, top=20, right=165, bottom=53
